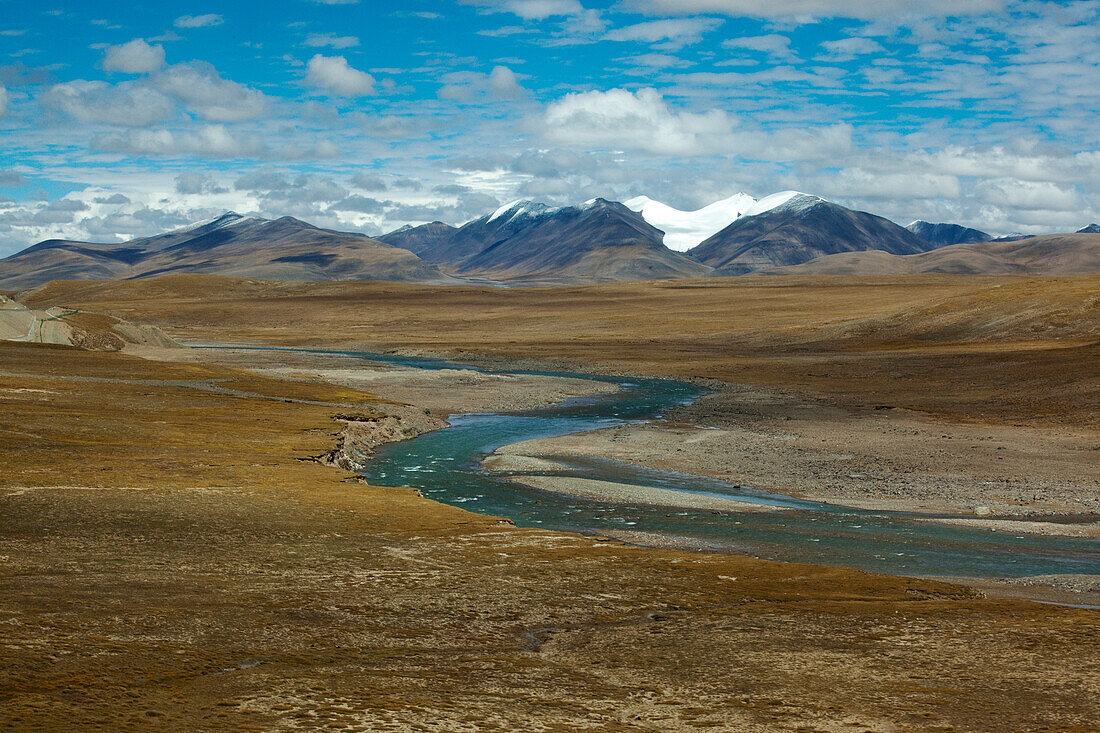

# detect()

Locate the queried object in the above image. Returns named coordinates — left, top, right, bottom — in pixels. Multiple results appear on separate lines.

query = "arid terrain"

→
left=2, top=273, right=1098, bottom=730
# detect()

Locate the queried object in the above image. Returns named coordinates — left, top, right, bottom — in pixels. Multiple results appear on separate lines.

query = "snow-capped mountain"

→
left=381, top=198, right=709, bottom=282
left=687, top=193, right=930, bottom=275
left=623, top=193, right=756, bottom=252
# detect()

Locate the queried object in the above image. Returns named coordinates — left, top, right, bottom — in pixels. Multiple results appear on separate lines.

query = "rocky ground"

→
left=491, top=381, right=1100, bottom=521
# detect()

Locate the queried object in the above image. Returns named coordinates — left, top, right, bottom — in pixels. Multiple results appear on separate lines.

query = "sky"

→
left=1, top=0, right=1099, bottom=255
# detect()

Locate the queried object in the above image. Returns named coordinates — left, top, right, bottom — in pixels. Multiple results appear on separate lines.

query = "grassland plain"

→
left=3, top=273, right=1098, bottom=730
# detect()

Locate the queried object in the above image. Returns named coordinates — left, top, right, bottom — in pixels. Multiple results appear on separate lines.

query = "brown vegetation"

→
left=2, top=340, right=1098, bottom=731
left=25, top=273, right=1100, bottom=426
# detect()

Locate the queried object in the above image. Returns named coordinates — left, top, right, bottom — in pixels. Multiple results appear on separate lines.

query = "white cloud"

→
left=175, top=171, right=227, bottom=194
left=975, top=179, right=1082, bottom=212
left=542, top=87, right=852, bottom=160
left=543, top=87, right=734, bottom=156
left=174, top=14, right=224, bottom=28
left=722, top=34, right=794, bottom=60
left=153, top=62, right=268, bottom=121
left=102, top=39, right=165, bottom=74
left=43, top=80, right=174, bottom=127
left=92, top=125, right=267, bottom=158
left=605, top=18, right=722, bottom=48
left=439, top=67, right=526, bottom=101
left=820, top=169, right=962, bottom=200
left=465, top=0, right=585, bottom=19
left=305, top=55, right=376, bottom=96
left=304, top=33, right=360, bottom=49
left=819, top=37, right=885, bottom=60
left=488, top=65, right=524, bottom=98
left=621, top=0, right=1003, bottom=19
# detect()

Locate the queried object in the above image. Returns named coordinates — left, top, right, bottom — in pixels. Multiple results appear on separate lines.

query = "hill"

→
left=763, top=233, right=1100, bottom=276
left=0, top=213, right=455, bottom=290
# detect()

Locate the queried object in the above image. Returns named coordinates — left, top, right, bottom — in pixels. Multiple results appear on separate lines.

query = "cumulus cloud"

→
left=153, top=62, right=268, bottom=121
left=350, top=173, right=388, bottom=191
left=304, top=33, right=360, bottom=49
left=43, top=80, right=174, bottom=127
left=93, top=193, right=131, bottom=204
left=439, top=66, right=525, bottom=101
left=305, top=55, right=376, bottom=96
left=542, top=87, right=732, bottom=156
left=488, top=66, right=524, bottom=97
left=330, top=195, right=386, bottom=214
left=92, top=125, right=267, bottom=158
left=102, top=39, right=165, bottom=74
left=174, top=171, right=227, bottom=195
left=620, top=0, right=1003, bottom=19
left=542, top=87, right=854, bottom=161
left=975, top=179, right=1082, bottom=212
left=174, top=14, right=223, bottom=28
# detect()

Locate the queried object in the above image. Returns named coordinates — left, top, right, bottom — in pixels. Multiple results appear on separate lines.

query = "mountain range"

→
left=3, top=191, right=1098, bottom=290
left=0, top=213, right=454, bottom=290
left=380, top=198, right=707, bottom=284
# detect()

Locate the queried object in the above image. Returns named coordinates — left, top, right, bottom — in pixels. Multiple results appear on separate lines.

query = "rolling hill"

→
left=762, top=233, right=1100, bottom=276
left=0, top=213, right=455, bottom=290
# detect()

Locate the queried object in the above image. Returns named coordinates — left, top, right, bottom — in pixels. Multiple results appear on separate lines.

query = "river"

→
left=350, top=349, right=1098, bottom=580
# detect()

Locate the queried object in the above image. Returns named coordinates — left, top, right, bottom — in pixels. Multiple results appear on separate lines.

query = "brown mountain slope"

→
left=0, top=213, right=456, bottom=289
left=763, top=233, right=1100, bottom=276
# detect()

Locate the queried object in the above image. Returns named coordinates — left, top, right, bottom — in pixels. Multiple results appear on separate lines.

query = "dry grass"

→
left=26, top=273, right=1100, bottom=426
left=1, top=340, right=1097, bottom=731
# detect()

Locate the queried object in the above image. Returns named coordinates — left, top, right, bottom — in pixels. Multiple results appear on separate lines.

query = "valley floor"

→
left=2, top=273, right=1098, bottom=730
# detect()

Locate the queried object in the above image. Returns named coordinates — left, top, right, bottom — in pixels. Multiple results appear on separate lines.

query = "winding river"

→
left=351, top=350, right=1098, bottom=581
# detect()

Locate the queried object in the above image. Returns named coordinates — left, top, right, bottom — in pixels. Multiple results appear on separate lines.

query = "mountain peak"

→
left=906, top=220, right=992, bottom=247
left=741, top=191, right=822, bottom=218
left=487, top=199, right=558, bottom=223
left=1077, top=223, right=1100, bottom=234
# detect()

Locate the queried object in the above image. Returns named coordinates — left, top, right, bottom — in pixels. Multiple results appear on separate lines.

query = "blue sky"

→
left=1, top=0, right=1098, bottom=254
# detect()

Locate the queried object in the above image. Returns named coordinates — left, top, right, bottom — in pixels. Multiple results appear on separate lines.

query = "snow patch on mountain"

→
left=487, top=199, right=559, bottom=224
left=624, top=193, right=757, bottom=251
left=740, top=191, right=822, bottom=218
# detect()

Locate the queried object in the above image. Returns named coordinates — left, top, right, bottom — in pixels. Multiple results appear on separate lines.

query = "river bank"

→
left=134, top=341, right=1099, bottom=603
left=3, top=338, right=1099, bottom=730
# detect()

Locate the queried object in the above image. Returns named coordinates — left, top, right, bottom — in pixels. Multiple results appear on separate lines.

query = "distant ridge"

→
left=7, top=194, right=1099, bottom=289
left=761, top=233, right=1100, bottom=276
left=0, top=212, right=455, bottom=290
left=907, top=221, right=992, bottom=248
